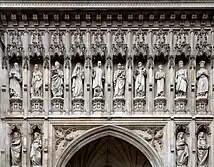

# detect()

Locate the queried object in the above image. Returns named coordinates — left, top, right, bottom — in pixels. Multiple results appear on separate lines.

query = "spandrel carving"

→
left=114, top=63, right=126, bottom=97
left=9, top=62, right=22, bottom=98
left=72, top=63, right=84, bottom=98
left=31, top=64, right=43, bottom=98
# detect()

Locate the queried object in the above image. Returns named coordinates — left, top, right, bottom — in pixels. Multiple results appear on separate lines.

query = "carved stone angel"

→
left=72, top=63, right=84, bottom=98
left=30, top=132, right=42, bottom=166
left=197, top=132, right=209, bottom=167
left=10, top=132, right=22, bottom=166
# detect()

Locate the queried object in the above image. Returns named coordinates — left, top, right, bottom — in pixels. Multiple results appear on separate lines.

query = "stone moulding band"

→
left=1, top=2, right=214, bottom=9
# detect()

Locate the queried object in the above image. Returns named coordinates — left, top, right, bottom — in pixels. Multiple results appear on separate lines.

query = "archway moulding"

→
left=55, top=125, right=164, bottom=167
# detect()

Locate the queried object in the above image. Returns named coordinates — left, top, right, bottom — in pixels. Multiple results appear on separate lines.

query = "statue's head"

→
left=34, top=132, right=41, bottom=140
left=177, top=132, right=184, bottom=139
left=14, top=62, right=19, bottom=70
left=13, top=132, right=20, bottom=139
left=158, top=64, right=163, bottom=70
left=34, top=64, right=39, bottom=70
left=138, top=62, right=143, bottom=68
left=198, top=132, right=205, bottom=140
left=117, top=63, right=122, bottom=69
left=178, top=60, right=184, bottom=68
left=97, top=61, right=102, bottom=67
left=199, top=61, right=205, bottom=68
left=55, top=61, right=60, bottom=69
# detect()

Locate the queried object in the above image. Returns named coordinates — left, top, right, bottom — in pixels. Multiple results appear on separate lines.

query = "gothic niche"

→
left=175, top=125, right=189, bottom=167
left=70, top=29, right=85, bottom=113
left=29, top=29, right=44, bottom=113
left=30, top=125, right=43, bottom=167
left=10, top=125, right=22, bottom=167
left=196, top=124, right=210, bottom=167
left=50, top=29, right=65, bottom=113
left=132, top=29, right=148, bottom=113
left=112, top=28, right=127, bottom=114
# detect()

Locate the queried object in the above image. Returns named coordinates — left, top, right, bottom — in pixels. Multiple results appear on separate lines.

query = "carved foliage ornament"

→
left=7, top=29, right=24, bottom=58
left=70, top=29, right=86, bottom=58
left=28, top=29, right=44, bottom=58
left=49, top=29, right=65, bottom=57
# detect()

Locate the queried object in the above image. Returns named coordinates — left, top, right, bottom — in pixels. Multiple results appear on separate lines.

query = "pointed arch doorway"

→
left=55, top=125, right=164, bottom=167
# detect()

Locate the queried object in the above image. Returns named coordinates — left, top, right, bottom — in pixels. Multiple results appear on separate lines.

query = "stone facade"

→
left=1, top=1, right=214, bottom=167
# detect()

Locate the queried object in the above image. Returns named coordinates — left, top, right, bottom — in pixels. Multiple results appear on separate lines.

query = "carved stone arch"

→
left=55, top=125, right=164, bottom=167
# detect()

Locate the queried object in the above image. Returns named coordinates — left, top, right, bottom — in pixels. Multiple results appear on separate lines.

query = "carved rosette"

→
left=175, top=97, right=187, bottom=113
left=92, top=97, right=105, bottom=113
left=51, top=97, right=64, bottom=112
left=54, top=127, right=85, bottom=158
left=10, top=97, right=22, bottom=112
left=196, top=97, right=208, bottom=114
left=72, top=97, right=84, bottom=113
left=113, top=97, right=125, bottom=113
left=154, top=97, right=167, bottom=112
left=133, top=97, right=146, bottom=113
left=30, top=97, right=43, bottom=112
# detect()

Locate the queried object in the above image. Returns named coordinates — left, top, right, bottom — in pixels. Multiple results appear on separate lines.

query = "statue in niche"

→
left=155, top=65, right=165, bottom=97
left=134, top=62, right=147, bottom=97
left=51, top=61, right=64, bottom=97
left=197, top=132, right=209, bottom=167
left=176, top=132, right=189, bottom=167
left=9, top=62, right=22, bottom=98
left=31, top=64, right=43, bottom=98
left=10, top=132, right=22, bottom=166
left=196, top=61, right=209, bottom=98
left=92, top=61, right=104, bottom=97
left=72, top=63, right=84, bottom=98
left=30, top=132, right=42, bottom=166
left=175, top=60, right=188, bottom=98
left=114, top=63, right=126, bottom=97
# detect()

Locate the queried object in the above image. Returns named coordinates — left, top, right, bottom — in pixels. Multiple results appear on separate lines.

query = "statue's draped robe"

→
left=30, top=138, right=42, bottom=165
left=51, top=69, right=64, bottom=97
left=175, top=69, right=187, bottom=95
left=197, top=138, right=209, bottom=167
left=9, top=68, right=22, bottom=98
left=11, top=136, right=22, bottom=166
left=72, top=67, right=83, bottom=97
left=114, top=69, right=126, bottom=97
left=31, top=70, right=43, bottom=97
left=155, top=70, right=165, bottom=96
left=135, top=68, right=146, bottom=97
left=176, top=138, right=189, bottom=166
left=197, top=68, right=208, bottom=96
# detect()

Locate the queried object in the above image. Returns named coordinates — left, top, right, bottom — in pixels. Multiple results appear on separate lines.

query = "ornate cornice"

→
left=1, top=1, right=214, bottom=9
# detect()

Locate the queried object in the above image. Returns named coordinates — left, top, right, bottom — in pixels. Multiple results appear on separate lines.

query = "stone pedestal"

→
left=196, top=97, right=208, bottom=114
left=9, top=97, right=23, bottom=113
left=30, top=97, right=43, bottom=113
left=133, top=97, right=146, bottom=114
left=51, top=97, right=64, bottom=114
left=72, top=97, right=84, bottom=115
left=154, top=96, right=167, bottom=113
left=174, top=96, right=187, bottom=114
left=113, top=97, right=125, bottom=114
left=92, top=97, right=105, bottom=114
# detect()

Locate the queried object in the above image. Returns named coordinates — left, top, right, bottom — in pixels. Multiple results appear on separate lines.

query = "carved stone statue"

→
left=197, top=61, right=208, bottom=98
left=31, top=64, right=43, bottom=97
left=51, top=61, right=64, bottom=97
left=134, top=62, right=147, bottom=97
left=9, top=62, right=22, bottom=98
left=175, top=60, right=188, bottom=97
left=197, top=132, right=209, bottom=167
left=10, top=132, right=22, bottom=166
left=72, top=63, right=84, bottom=98
left=176, top=132, right=189, bottom=167
left=114, top=63, right=126, bottom=97
left=92, top=61, right=104, bottom=97
left=30, top=132, right=42, bottom=166
left=155, top=65, right=165, bottom=97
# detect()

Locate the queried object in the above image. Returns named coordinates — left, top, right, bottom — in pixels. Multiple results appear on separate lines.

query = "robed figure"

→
left=176, top=132, right=189, bottom=167
left=155, top=65, right=165, bottom=97
left=31, top=64, right=43, bottom=97
left=114, top=63, right=126, bottom=97
left=30, top=132, right=42, bottom=166
left=134, top=62, right=147, bottom=97
left=175, top=61, right=188, bottom=97
left=10, top=132, right=22, bottom=166
left=51, top=61, right=64, bottom=97
left=92, top=61, right=104, bottom=97
left=72, top=63, right=84, bottom=98
left=197, top=61, right=209, bottom=98
left=197, top=132, right=209, bottom=167
left=9, top=63, right=22, bottom=98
